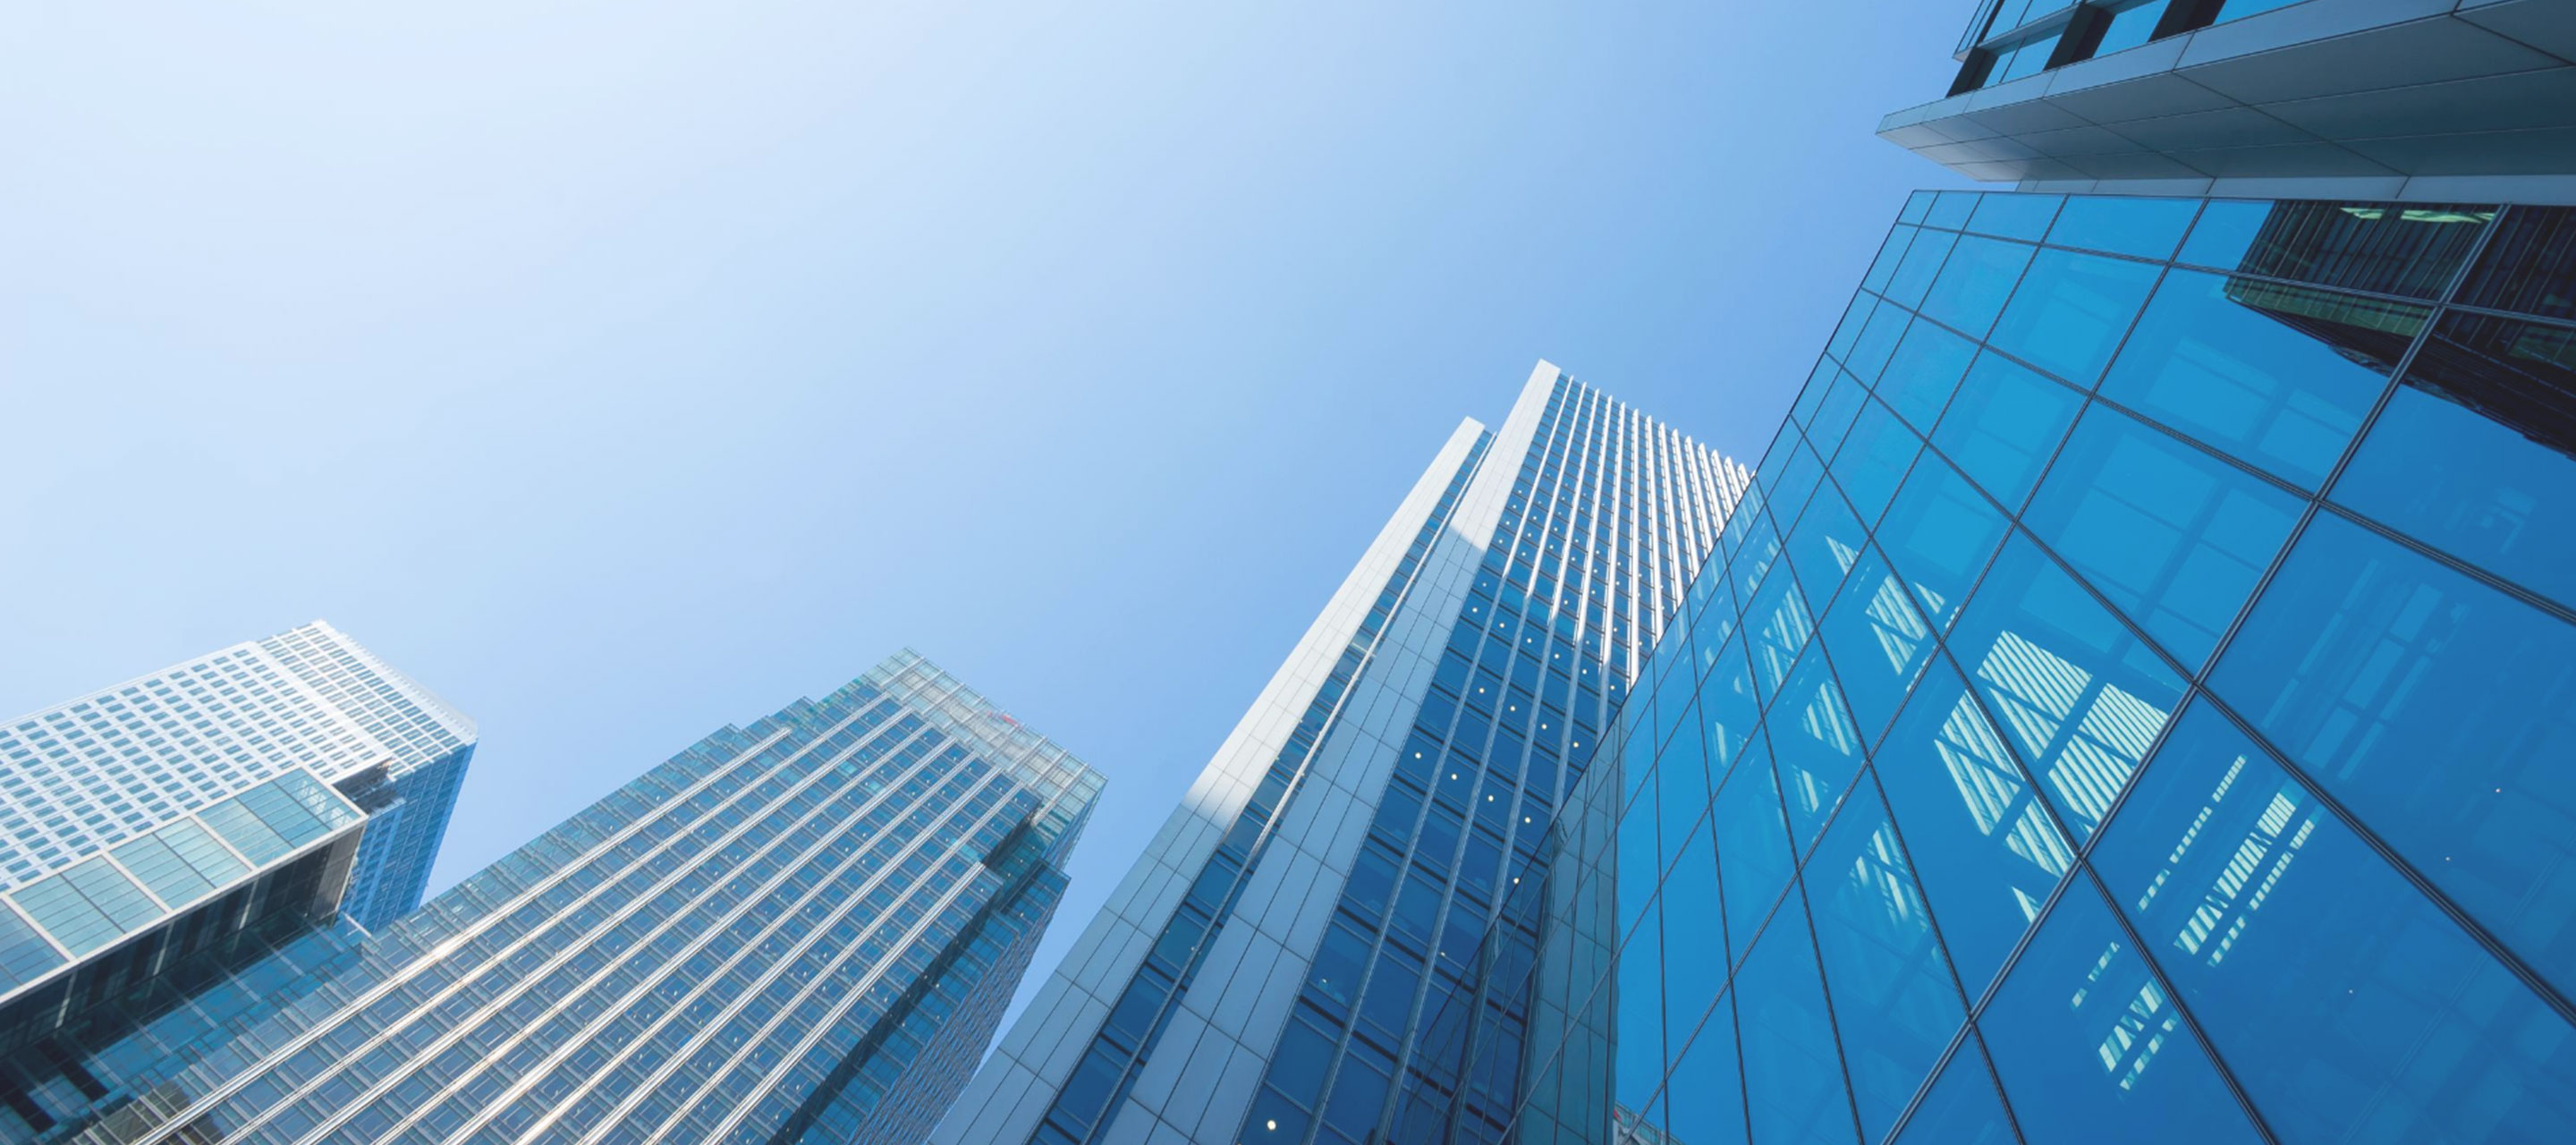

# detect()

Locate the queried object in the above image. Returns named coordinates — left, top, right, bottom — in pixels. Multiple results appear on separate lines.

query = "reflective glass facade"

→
left=0, top=621, right=476, bottom=936
left=1459, top=191, right=2576, bottom=1145
left=946, top=368, right=1749, bottom=1145
left=2, top=651, right=1101, bottom=1145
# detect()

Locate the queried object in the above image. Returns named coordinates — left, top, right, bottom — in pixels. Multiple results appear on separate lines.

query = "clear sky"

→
left=0, top=2, right=1970, bottom=1035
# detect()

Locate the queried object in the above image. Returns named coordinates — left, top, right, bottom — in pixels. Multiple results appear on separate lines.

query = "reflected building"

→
left=1, top=650, right=1102, bottom=1145
left=938, top=368, right=1749, bottom=1145
left=1443, top=191, right=2576, bottom=1145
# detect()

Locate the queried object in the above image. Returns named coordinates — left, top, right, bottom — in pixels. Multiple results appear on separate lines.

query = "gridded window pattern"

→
left=3, top=771, right=360, bottom=965
left=1022, top=428, right=1499, bottom=1145
left=0, top=623, right=477, bottom=932
left=1470, top=191, right=2576, bottom=1145
left=1233, top=380, right=1749, bottom=1145
left=5, top=651, right=1102, bottom=1145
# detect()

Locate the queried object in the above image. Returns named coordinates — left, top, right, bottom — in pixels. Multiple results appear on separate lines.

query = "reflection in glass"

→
left=1871, top=660, right=2072, bottom=1002
left=2460, top=204, right=2576, bottom=321
left=1891, top=1034, right=2017, bottom=1145
left=2176, top=199, right=2491, bottom=299
left=2095, top=701, right=2576, bottom=1145
left=1948, top=535, right=2182, bottom=840
left=2099, top=269, right=2421, bottom=488
left=1876, top=456, right=2009, bottom=632
left=1815, top=545, right=1935, bottom=744
left=1734, top=891, right=1863, bottom=1145
left=2213, top=513, right=2576, bottom=998
left=1830, top=399, right=1922, bottom=528
left=1989, top=249, right=2163, bottom=387
left=2334, top=311, right=2576, bottom=608
left=1767, top=649, right=1866, bottom=850
left=1877, top=320, right=1981, bottom=434
left=1933, top=352, right=2081, bottom=511
left=1979, top=882, right=2263, bottom=1145
left=2021, top=403, right=2302, bottom=670
left=1921, top=235, right=2038, bottom=341
left=1806, top=785, right=1970, bottom=1142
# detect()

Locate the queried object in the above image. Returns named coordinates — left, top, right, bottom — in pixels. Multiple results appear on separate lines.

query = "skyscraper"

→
left=0, top=622, right=476, bottom=1132
left=939, top=366, right=1750, bottom=1145
left=2, top=650, right=1102, bottom=1145
left=1445, top=177, right=2576, bottom=1145
left=0, top=621, right=477, bottom=937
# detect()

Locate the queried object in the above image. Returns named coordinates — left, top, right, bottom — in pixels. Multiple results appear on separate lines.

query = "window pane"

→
left=1615, top=905, right=1665, bottom=1120
left=1921, top=235, right=2037, bottom=341
left=1700, top=635, right=1760, bottom=786
left=1863, top=225, right=1920, bottom=294
left=2045, top=196, right=2197, bottom=261
left=1661, top=818, right=1725, bottom=1041
left=1979, top=882, right=2265, bottom=1145
left=2100, top=270, right=2420, bottom=488
left=1712, top=743, right=1796, bottom=965
left=1829, top=399, right=1923, bottom=528
left=1887, top=227, right=1960, bottom=310
left=1871, top=659, right=2073, bottom=1001
left=1786, top=481, right=1868, bottom=606
left=1928, top=191, right=1980, bottom=231
left=1876, top=456, right=2009, bottom=632
left=1816, top=546, right=1935, bottom=745
left=2095, top=700, right=2576, bottom=1145
left=1947, top=534, right=2185, bottom=841
left=1809, top=369, right=1869, bottom=459
left=1663, top=988, right=1748, bottom=1145
left=2021, top=404, right=2303, bottom=671
left=1850, top=301, right=1915, bottom=382
left=1892, top=1038, right=2016, bottom=1145
left=1827, top=293, right=1880, bottom=365
left=1933, top=352, right=2082, bottom=512
left=1735, top=891, right=1862, bottom=1145
left=1767, top=648, right=1867, bottom=851
left=1877, top=319, right=1980, bottom=435
left=2177, top=199, right=2491, bottom=298
left=1967, top=194, right=2062, bottom=242
left=2211, top=513, right=2576, bottom=997
left=1807, top=785, right=1970, bottom=1142
left=2459, top=204, right=2576, bottom=321
left=2332, top=311, right=2576, bottom=609
left=1988, top=250, right=2162, bottom=386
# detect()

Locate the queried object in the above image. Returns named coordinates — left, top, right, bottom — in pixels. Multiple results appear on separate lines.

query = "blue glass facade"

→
left=0, top=651, right=1102, bottom=1145
left=1233, top=386, right=1740, bottom=1145
left=1448, top=191, right=2576, bottom=1145
left=952, top=370, right=1746, bottom=1145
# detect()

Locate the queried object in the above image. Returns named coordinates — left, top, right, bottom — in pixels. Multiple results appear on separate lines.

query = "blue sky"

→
left=0, top=2, right=1967, bottom=1030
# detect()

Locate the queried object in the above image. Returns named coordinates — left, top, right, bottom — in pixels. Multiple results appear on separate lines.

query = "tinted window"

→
left=1988, top=250, right=2161, bottom=386
left=2212, top=513, right=2576, bottom=998
left=2100, top=269, right=2421, bottom=488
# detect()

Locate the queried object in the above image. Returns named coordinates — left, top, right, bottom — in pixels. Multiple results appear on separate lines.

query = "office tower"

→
left=4, top=650, right=1102, bottom=1145
left=940, top=367, right=1750, bottom=1145
left=1882, top=1, right=2576, bottom=202
left=1459, top=187, right=2576, bottom=1145
left=0, top=621, right=476, bottom=939
left=0, top=622, right=475, bottom=1124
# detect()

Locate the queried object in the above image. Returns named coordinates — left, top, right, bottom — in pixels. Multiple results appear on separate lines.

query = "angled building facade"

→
left=1881, top=0, right=2576, bottom=204
left=2, top=650, right=1101, bottom=1145
left=1453, top=189, right=2576, bottom=1145
left=939, top=367, right=1750, bottom=1145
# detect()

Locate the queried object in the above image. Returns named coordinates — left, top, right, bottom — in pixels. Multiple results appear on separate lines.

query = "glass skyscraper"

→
left=1432, top=194, right=2576, bottom=1145
left=940, top=366, right=1750, bottom=1145
left=0, top=622, right=477, bottom=1138
left=0, top=621, right=477, bottom=939
left=4, top=650, right=1102, bottom=1145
